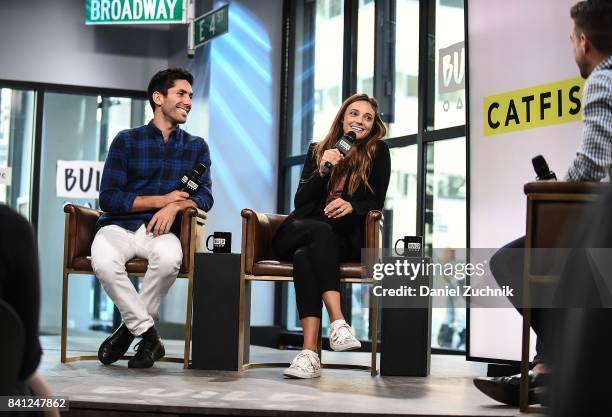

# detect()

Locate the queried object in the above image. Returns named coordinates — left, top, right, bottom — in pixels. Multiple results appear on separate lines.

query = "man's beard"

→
left=577, top=59, right=591, bottom=79
left=163, top=107, right=187, bottom=125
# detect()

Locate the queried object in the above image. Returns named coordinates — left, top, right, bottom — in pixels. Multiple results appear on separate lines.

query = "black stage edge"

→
left=192, top=253, right=241, bottom=371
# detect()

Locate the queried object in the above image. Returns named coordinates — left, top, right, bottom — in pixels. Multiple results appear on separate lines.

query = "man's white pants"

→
left=91, top=224, right=183, bottom=336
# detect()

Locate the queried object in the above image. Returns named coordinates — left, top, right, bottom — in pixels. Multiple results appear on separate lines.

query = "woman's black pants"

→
left=273, top=216, right=353, bottom=319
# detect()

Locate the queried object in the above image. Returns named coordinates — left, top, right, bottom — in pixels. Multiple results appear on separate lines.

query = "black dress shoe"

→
left=127, top=336, right=165, bottom=369
left=473, top=371, right=550, bottom=406
left=98, top=323, right=135, bottom=365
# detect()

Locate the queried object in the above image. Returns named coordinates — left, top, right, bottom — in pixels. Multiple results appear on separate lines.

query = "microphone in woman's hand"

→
left=321, top=131, right=356, bottom=176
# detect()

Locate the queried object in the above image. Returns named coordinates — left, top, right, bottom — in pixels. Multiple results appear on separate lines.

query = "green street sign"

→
left=85, top=0, right=185, bottom=25
left=193, top=4, right=229, bottom=49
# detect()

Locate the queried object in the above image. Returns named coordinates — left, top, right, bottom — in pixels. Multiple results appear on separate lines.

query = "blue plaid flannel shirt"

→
left=96, top=121, right=213, bottom=236
left=566, top=55, right=612, bottom=181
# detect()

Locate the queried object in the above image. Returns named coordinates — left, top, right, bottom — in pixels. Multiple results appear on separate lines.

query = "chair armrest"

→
left=63, top=204, right=102, bottom=268
left=241, top=208, right=287, bottom=275
left=363, top=210, right=383, bottom=249
left=524, top=181, right=608, bottom=195
left=179, top=207, right=207, bottom=274
left=183, top=207, right=207, bottom=222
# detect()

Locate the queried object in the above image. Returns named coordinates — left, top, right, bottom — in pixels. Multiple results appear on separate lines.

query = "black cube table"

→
left=191, top=252, right=241, bottom=370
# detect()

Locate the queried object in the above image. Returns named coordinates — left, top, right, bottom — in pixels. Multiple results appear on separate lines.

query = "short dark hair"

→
left=571, top=0, right=612, bottom=55
left=147, top=68, right=194, bottom=111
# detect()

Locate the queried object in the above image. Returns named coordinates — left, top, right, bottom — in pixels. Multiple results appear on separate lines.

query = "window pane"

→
left=283, top=164, right=303, bottom=213
left=387, top=0, right=420, bottom=138
left=357, top=0, right=374, bottom=97
left=288, top=0, right=345, bottom=157
left=434, top=0, right=465, bottom=129
left=385, top=145, right=418, bottom=245
left=425, top=137, right=467, bottom=350
left=350, top=145, right=418, bottom=341
left=313, top=0, right=344, bottom=142
left=0, top=88, right=36, bottom=219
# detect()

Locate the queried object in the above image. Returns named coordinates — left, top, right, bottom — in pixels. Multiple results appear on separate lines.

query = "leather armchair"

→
left=238, top=209, right=383, bottom=375
left=61, top=203, right=206, bottom=368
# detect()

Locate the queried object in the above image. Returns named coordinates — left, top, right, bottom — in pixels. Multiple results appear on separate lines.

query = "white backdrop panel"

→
left=468, top=0, right=582, bottom=361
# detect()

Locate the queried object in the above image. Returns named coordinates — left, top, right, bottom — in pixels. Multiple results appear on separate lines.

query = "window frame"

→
left=0, top=79, right=147, bottom=234
left=278, top=0, right=469, bottom=354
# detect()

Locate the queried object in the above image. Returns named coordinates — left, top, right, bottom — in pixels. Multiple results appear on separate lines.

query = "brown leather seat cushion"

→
left=252, top=260, right=365, bottom=278
left=71, top=256, right=150, bottom=274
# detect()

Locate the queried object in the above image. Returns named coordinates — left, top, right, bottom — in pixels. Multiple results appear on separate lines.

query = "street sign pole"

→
left=187, top=0, right=195, bottom=58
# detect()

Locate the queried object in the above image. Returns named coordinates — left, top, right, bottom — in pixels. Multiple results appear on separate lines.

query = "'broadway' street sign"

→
left=86, top=0, right=186, bottom=25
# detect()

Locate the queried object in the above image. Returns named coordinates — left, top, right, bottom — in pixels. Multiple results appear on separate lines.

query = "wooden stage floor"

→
left=39, top=336, right=526, bottom=417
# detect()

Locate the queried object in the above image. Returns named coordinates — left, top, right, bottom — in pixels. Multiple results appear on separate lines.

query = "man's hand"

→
left=161, top=190, right=189, bottom=207
left=146, top=203, right=181, bottom=236
left=131, top=191, right=189, bottom=212
left=324, top=198, right=353, bottom=219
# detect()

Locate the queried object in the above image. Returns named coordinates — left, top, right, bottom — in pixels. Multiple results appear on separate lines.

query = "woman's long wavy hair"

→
left=314, top=93, right=387, bottom=195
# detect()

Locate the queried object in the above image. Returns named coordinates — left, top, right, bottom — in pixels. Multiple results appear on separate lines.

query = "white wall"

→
left=0, top=0, right=170, bottom=90
left=468, top=0, right=583, bottom=362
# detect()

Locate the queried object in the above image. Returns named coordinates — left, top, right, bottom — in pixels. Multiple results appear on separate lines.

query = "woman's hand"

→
left=319, top=149, right=344, bottom=176
left=324, top=198, right=353, bottom=219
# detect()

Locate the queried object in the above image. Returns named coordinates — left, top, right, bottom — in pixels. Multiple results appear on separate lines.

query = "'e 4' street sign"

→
left=86, top=0, right=185, bottom=25
left=193, top=4, right=229, bottom=49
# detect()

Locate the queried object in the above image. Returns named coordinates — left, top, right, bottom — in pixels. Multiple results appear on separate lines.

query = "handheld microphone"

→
left=321, top=131, right=356, bottom=176
left=532, top=155, right=557, bottom=181
left=178, top=162, right=207, bottom=195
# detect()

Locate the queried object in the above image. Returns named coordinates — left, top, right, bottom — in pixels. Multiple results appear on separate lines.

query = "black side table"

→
left=380, top=257, right=432, bottom=376
left=191, top=252, right=241, bottom=370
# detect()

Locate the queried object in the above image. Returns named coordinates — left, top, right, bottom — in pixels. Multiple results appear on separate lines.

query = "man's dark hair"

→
left=571, top=0, right=612, bottom=55
left=147, top=68, right=194, bottom=111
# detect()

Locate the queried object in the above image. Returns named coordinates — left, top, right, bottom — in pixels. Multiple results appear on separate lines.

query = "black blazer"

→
left=280, top=140, right=391, bottom=256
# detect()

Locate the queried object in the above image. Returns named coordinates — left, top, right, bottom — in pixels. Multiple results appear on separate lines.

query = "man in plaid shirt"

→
left=475, top=0, right=612, bottom=406
left=91, top=68, right=213, bottom=369
left=566, top=8, right=612, bottom=181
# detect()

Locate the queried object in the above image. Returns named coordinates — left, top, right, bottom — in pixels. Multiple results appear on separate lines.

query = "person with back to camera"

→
left=273, top=93, right=391, bottom=379
left=0, top=204, right=59, bottom=417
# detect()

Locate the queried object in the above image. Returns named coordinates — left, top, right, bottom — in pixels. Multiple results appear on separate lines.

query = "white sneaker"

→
left=329, top=319, right=361, bottom=351
left=283, top=349, right=321, bottom=379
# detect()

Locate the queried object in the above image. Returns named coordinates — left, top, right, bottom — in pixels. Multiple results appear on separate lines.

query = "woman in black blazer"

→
left=273, top=93, right=391, bottom=378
